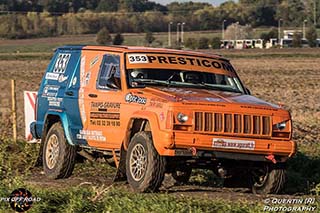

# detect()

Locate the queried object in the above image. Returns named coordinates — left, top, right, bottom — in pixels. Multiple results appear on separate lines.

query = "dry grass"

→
left=0, top=60, right=47, bottom=137
left=232, top=57, right=320, bottom=154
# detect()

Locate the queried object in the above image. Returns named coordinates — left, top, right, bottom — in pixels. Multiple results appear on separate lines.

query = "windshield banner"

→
left=126, top=53, right=236, bottom=77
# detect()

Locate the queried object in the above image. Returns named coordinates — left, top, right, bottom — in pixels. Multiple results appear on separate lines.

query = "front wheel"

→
left=251, top=164, right=286, bottom=194
left=126, top=131, right=166, bottom=192
left=43, top=122, right=77, bottom=179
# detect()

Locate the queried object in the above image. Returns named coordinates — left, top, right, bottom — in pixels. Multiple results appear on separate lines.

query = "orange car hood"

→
left=141, top=87, right=280, bottom=109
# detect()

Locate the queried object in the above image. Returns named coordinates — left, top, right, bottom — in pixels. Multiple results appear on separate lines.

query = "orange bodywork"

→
left=77, top=46, right=296, bottom=160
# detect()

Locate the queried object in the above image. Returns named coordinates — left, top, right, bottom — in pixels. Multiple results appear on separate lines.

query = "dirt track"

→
left=25, top=165, right=307, bottom=205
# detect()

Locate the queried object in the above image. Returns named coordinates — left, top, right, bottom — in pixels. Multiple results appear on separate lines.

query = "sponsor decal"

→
left=91, top=102, right=121, bottom=110
left=76, top=130, right=106, bottom=141
left=127, top=53, right=235, bottom=73
left=53, top=53, right=71, bottom=73
left=160, top=87, right=198, bottom=95
left=212, top=138, right=255, bottom=150
left=79, top=56, right=86, bottom=124
left=146, top=55, right=235, bottom=73
left=125, top=93, right=147, bottom=105
left=89, top=102, right=121, bottom=126
left=85, top=72, right=91, bottom=86
left=47, top=97, right=62, bottom=107
left=127, top=54, right=149, bottom=64
left=90, top=112, right=120, bottom=120
left=159, top=112, right=165, bottom=121
left=90, top=55, right=100, bottom=68
left=58, top=74, right=68, bottom=83
left=45, top=72, right=59, bottom=80
left=42, top=85, right=59, bottom=97
left=149, top=98, right=164, bottom=108
left=72, top=76, right=77, bottom=86
left=90, top=119, right=120, bottom=127
left=48, top=101, right=61, bottom=107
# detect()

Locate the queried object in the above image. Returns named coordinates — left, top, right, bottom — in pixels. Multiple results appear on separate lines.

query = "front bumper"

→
left=173, top=132, right=296, bottom=158
left=30, top=121, right=40, bottom=139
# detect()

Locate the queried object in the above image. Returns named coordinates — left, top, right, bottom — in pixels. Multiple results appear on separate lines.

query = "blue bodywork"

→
left=30, top=46, right=87, bottom=146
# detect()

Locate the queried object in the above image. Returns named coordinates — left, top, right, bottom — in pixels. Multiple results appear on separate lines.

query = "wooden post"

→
left=11, top=79, right=17, bottom=142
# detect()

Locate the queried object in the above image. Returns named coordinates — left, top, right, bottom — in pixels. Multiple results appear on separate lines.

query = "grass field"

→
left=0, top=34, right=320, bottom=212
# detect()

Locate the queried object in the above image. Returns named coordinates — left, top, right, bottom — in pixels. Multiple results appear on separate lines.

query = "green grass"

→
left=1, top=139, right=320, bottom=212
left=0, top=183, right=264, bottom=213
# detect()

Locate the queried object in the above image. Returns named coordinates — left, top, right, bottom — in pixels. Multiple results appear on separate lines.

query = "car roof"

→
left=57, top=45, right=227, bottom=61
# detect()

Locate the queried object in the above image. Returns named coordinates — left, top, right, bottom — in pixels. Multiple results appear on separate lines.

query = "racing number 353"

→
left=128, top=55, right=148, bottom=63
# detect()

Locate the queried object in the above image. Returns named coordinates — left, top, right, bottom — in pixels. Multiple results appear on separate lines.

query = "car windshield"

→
left=126, top=69, right=245, bottom=93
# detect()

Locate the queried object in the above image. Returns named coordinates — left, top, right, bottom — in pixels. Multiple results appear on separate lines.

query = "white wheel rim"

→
left=129, top=143, right=147, bottom=181
left=46, top=134, right=60, bottom=169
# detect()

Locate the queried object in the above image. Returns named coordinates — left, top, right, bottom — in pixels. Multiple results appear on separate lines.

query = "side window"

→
left=97, top=54, right=121, bottom=90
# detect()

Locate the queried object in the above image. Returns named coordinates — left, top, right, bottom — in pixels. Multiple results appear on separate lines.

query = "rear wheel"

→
left=251, top=164, right=286, bottom=194
left=126, top=131, right=166, bottom=192
left=43, top=122, right=77, bottom=179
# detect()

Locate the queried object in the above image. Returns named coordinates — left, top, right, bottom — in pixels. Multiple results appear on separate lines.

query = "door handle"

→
left=88, top=93, right=98, bottom=98
left=65, top=91, right=74, bottom=96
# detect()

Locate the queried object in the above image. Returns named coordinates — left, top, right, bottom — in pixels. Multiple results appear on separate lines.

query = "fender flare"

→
left=123, top=111, right=172, bottom=154
left=43, top=111, right=74, bottom=145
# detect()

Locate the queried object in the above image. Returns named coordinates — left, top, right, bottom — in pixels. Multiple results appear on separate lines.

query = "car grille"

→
left=194, top=112, right=271, bottom=137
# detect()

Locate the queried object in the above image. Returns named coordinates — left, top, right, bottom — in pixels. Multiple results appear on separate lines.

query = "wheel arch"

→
left=123, top=111, right=160, bottom=151
left=42, top=111, right=74, bottom=145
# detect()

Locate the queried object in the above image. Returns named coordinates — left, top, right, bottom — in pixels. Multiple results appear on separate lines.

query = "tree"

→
left=113, top=33, right=124, bottom=45
left=260, top=27, right=278, bottom=42
left=275, top=0, right=307, bottom=27
left=96, top=27, right=112, bottom=45
left=198, top=37, right=209, bottom=49
left=306, top=26, right=318, bottom=47
left=224, top=23, right=253, bottom=40
left=96, top=0, right=118, bottom=12
left=145, top=31, right=155, bottom=45
left=184, top=37, right=198, bottom=50
left=210, top=37, right=221, bottom=49
left=292, top=32, right=302, bottom=47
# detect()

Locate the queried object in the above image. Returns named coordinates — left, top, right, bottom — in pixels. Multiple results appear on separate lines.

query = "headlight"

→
left=177, top=112, right=188, bottom=123
left=275, top=122, right=286, bottom=130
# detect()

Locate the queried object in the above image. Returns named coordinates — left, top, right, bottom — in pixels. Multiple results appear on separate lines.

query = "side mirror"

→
left=245, top=87, right=251, bottom=95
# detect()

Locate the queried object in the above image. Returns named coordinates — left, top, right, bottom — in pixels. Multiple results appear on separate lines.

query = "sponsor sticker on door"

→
left=212, top=138, right=255, bottom=150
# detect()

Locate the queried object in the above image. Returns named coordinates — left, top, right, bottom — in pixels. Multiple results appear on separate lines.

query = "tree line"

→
left=0, top=0, right=320, bottom=39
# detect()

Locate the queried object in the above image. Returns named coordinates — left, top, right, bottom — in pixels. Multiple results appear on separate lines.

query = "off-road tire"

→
left=172, top=167, right=192, bottom=184
left=251, top=164, right=286, bottom=194
left=126, top=131, right=166, bottom=192
left=43, top=122, right=77, bottom=179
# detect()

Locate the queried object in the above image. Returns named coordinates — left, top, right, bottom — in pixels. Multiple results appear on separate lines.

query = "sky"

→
left=153, top=0, right=236, bottom=6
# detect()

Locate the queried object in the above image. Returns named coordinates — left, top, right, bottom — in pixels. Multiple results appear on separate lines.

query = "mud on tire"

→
left=126, top=131, right=166, bottom=192
left=251, top=163, right=286, bottom=194
left=43, top=122, right=77, bottom=179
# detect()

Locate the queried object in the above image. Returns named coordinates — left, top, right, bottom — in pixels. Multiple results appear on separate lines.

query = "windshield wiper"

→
left=200, top=83, right=239, bottom=93
left=132, top=79, right=170, bottom=86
